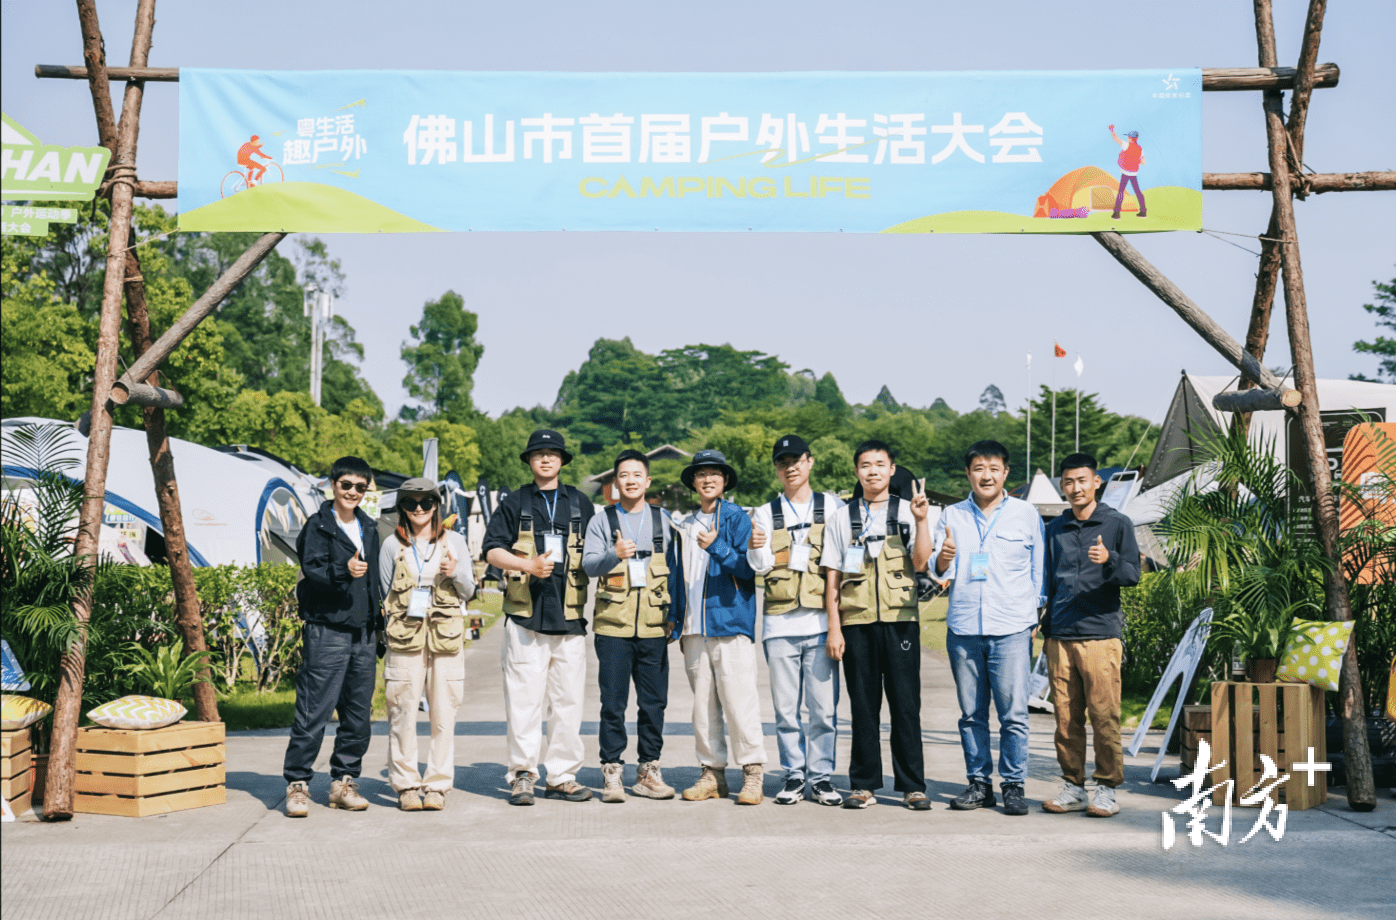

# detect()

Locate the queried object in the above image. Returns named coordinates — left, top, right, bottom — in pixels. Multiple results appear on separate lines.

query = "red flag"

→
left=1053, top=341, right=1067, bottom=358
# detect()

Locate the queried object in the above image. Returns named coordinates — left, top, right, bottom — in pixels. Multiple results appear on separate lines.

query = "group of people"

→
left=281, top=428, right=1140, bottom=819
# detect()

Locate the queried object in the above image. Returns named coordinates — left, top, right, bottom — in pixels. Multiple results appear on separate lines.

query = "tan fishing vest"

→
left=837, top=495, right=919, bottom=626
left=763, top=493, right=828, bottom=615
left=593, top=504, right=672, bottom=639
left=383, top=541, right=466, bottom=654
left=502, top=485, right=589, bottom=620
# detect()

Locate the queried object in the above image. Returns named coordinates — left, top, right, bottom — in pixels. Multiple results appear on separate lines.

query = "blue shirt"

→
left=932, top=494, right=1046, bottom=637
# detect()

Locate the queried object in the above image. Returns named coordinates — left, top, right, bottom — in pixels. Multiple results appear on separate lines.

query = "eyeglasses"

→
left=336, top=479, right=369, bottom=494
left=399, top=496, right=438, bottom=512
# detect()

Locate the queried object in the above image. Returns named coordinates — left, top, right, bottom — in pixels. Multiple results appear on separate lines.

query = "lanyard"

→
left=974, top=501, right=1006, bottom=548
left=410, top=537, right=438, bottom=586
left=782, top=496, right=811, bottom=543
left=619, top=505, right=648, bottom=545
left=858, top=499, right=887, bottom=544
left=540, top=488, right=560, bottom=532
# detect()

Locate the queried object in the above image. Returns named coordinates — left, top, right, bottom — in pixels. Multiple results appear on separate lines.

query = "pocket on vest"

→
left=385, top=613, right=427, bottom=652
left=839, top=573, right=870, bottom=614
left=428, top=614, right=465, bottom=654
left=765, top=568, right=800, bottom=605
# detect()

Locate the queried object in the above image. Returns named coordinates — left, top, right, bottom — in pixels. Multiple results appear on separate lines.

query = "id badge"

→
left=788, top=543, right=812, bottom=573
left=407, top=586, right=431, bottom=618
left=842, top=544, right=866, bottom=574
left=969, top=552, right=991, bottom=582
left=543, top=533, right=565, bottom=560
left=628, top=558, right=648, bottom=587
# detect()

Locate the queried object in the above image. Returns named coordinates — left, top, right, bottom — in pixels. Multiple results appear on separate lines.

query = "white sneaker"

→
left=1087, top=785, right=1119, bottom=817
left=1041, top=782, right=1088, bottom=813
left=774, top=777, right=805, bottom=805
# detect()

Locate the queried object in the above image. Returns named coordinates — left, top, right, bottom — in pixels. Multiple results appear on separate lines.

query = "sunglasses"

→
left=399, top=496, right=438, bottom=513
left=336, top=479, right=369, bottom=494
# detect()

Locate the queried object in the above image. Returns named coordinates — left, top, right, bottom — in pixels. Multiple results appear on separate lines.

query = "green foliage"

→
left=809, top=435, right=854, bottom=495
left=1120, top=571, right=1217, bottom=696
left=400, top=289, right=484, bottom=422
left=122, top=643, right=214, bottom=700
left=554, top=337, right=679, bottom=450
left=1351, top=273, right=1396, bottom=383
left=1028, top=385, right=1158, bottom=473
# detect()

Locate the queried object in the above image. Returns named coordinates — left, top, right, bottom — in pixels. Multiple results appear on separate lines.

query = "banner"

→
left=178, top=68, right=1201, bottom=234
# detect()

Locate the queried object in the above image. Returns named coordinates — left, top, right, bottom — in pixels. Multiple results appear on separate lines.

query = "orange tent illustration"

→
left=1033, top=166, right=1138, bottom=218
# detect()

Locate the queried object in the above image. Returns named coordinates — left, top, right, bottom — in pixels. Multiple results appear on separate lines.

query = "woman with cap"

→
left=378, top=478, right=476, bottom=811
left=669, top=449, right=769, bottom=805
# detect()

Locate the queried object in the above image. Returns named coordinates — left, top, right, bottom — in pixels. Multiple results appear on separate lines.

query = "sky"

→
left=2, top=0, right=1393, bottom=425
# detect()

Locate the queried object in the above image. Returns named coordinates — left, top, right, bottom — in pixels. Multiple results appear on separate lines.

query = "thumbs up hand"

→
left=532, top=550, right=556, bottom=579
left=1088, top=534, right=1109, bottom=565
left=937, top=527, right=956, bottom=573
left=748, top=527, right=767, bottom=550
left=440, top=545, right=457, bottom=578
left=614, top=529, right=636, bottom=561
left=347, top=549, right=368, bottom=578
left=696, top=519, right=718, bottom=550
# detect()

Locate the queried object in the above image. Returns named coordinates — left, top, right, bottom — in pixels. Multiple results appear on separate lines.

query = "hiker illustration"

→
left=236, top=135, right=273, bottom=186
left=1107, top=125, right=1146, bottom=219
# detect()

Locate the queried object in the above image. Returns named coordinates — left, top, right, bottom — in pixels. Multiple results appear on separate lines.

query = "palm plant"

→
left=122, top=643, right=214, bottom=701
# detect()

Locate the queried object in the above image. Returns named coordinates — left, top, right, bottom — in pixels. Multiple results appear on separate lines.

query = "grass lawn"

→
left=215, top=593, right=504, bottom=732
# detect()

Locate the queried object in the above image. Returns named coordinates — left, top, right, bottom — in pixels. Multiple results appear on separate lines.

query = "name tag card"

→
left=969, top=552, right=991, bottom=582
left=788, top=543, right=812, bottom=573
left=842, top=544, right=865, bottom=574
left=407, top=586, right=431, bottom=618
left=543, top=533, right=565, bottom=560
left=628, top=558, right=648, bottom=587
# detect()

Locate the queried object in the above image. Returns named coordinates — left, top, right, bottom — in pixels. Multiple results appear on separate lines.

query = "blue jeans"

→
left=763, top=633, right=838, bottom=784
left=947, top=627, right=1033, bottom=785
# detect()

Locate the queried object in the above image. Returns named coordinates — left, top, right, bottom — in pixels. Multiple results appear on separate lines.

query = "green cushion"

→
left=1276, top=619, right=1354, bottom=692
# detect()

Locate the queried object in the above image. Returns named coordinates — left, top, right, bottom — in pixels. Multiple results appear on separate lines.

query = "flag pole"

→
left=1073, top=352, right=1084, bottom=452
left=1025, top=353, right=1032, bottom=476
left=1050, top=352, right=1056, bottom=478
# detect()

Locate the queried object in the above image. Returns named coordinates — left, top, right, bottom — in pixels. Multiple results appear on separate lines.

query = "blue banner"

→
left=178, top=68, right=1201, bottom=234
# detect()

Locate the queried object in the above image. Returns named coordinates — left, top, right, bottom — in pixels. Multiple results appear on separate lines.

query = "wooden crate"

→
left=1181, top=705, right=1287, bottom=774
left=1210, top=681, right=1325, bottom=811
left=2, top=727, right=33, bottom=815
left=74, top=721, right=226, bottom=817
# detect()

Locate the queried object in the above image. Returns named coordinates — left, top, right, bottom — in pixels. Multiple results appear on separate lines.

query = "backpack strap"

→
left=605, top=504, right=621, bottom=542
left=849, top=498, right=863, bottom=545
left=568, top=487, right=583, bottom=536
left=887, top=495, right=910, bottom=544
left=813, top=492, right=825, bottom=524
left=650, top=504, right=664, bottom=556
left=770, top=497, right=784, bottom=531
left=517, top=485, right=533, bottom=535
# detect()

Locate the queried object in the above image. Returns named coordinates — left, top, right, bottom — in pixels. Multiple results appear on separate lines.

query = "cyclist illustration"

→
left=238, top=135, right=273, bottom=185
left=221, top=134, right=284, bottom=199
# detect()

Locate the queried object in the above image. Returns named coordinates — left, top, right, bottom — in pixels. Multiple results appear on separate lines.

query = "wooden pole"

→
left=45, top=0, right=156, bottom=821
left=1285, top=0, right=1328, bottom=197
left=1254, top=0, right=1374, bottom=811
left=1090, top=232, right=1282, bottom=390
left=1203, top=171, right=1396, bottom=192
left=1211, top=387, right=1302, bottom=413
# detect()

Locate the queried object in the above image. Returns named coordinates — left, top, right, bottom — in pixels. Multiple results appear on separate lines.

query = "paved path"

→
left=4, top=610, right=1393, bottom=920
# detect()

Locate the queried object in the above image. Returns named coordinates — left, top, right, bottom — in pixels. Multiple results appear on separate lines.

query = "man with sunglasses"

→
left=284, top=456, right=384, bottom=817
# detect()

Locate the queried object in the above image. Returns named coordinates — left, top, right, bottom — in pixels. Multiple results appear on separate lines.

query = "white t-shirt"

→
left=748, top=493, right=844, bottom=640
left=681, top=510, right=715, bottom=637
left=378, top=530, right=476, bottom=604
left=335, top=513, right=364, bottom=555
left=819, top=496, right=919, bottom=572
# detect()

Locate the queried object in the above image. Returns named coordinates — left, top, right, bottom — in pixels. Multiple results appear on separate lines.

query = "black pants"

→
left=842, top=620, right=924, bottom=793
left=283, top=621, right=377, bottom=784
left=595, top=633, right=669, bottom=764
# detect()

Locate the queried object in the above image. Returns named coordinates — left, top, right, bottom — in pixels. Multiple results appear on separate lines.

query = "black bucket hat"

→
left=681, top=449, right=737, bottom=491
left=519, top=429, right=573, bottom=465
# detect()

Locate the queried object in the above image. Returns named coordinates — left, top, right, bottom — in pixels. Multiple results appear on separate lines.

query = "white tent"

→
left=1024, top=468, right=1069, bottom=518
left=1, top=418, right=311, bottom=567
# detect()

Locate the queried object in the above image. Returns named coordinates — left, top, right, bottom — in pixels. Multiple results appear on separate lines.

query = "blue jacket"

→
left=668, top=498, right=757, bottom=639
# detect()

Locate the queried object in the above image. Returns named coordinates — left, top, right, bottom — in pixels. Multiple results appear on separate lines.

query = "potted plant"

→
left=1210, top=600, right=1306, bottom=683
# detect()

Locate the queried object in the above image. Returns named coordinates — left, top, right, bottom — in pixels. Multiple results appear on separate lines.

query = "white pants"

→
left=681, top=635, right=768, bottom=769
left=384, top=645, right=465, bottom=793
left=501, top=617, right=587, bottom=786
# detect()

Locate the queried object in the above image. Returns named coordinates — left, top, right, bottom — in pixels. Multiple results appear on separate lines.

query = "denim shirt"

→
left=932, top=494, right=1045, bottom=637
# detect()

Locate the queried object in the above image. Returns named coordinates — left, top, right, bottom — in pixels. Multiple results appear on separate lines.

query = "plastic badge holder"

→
left=842, top=544, right=865, bottom=574
left=543, top=533, right=565, bottom=560
left=969, top=552, right=990, bottom=581
left=407, top=586, right=431, bottom=618
left=628, top=558, right=648, bottom=587
left=788, top=543, right=812, bottom=573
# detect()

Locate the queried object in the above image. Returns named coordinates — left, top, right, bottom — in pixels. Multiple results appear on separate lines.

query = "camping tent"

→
left=1033, top=166, right=1138, bottom=218
left=1, top=418, right=312, bottom=566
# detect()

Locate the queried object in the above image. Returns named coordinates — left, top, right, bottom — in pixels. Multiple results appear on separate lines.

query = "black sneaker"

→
left=950, top=780, right=995, bottom=811
left=774, top=776, right=805, bottom=805
left=1001, top=782, right=1029, bottom=816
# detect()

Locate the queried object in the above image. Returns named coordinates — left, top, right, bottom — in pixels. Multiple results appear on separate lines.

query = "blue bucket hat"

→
left=681, top=449, right=736, bottom=491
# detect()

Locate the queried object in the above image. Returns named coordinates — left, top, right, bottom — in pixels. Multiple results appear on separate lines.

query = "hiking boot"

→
left=1137, top=209, right=1147, bottom=218
left=682, top=766, right=729, bottom=801
left=1001, top=782, right=1029, bottom=816
left=545, top=780, right=593, bottom=802
left=285, top=781, right=310, bottom=818
left=633, top=761, right=675, bottom=800
left=509, top=772, right=537, bottom=806
left=1110, top=211, right=1122, bottom=220
left=328, top=777, right=368, bottom=811
left=737, top=764, right=764, bottom=805
left=774, top=776, right=805, bottom=805
left=601, top=763, right=626, bottom=804
left=422, top=789, right=445, bottom=811
left=950, top=780, right=995, bottom=811
left=811, top=780, right=843, bottom=807
left=1042, top=782, right=1088, bottom=814
left=1087, top=785, right=1120, bottom=817
left=842, top=789, right=875, bottom=809
left=398, top=788, right=423, bottom=812
left=904, top=791, right=931, bottom=811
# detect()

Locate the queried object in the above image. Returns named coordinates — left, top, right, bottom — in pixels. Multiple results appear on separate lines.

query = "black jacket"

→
left=1043, top=503, right=1141, bottom=641
left=296, top=500, right=383, bottom=629
left=481, top=483, right=595, bottom=635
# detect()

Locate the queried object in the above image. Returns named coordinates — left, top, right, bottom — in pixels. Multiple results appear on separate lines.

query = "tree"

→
left=809, top=435, right=854, bottom=494
left=813, top=372, right=849, bottom=416
left=872, top=385, right=902, bottom=414
left=1027, top=386, right=1158, bottom=473
left=657, top=343, right=788, bottom=430
left=400, top=290, right=484, bottom=422
left=1352, top=274, right=1396, bottom=383
left=554, top=337, right=679, bottom=450
left=979, top=384, right=1006, bottom=414
left=1, top=232, right=94, bottom=419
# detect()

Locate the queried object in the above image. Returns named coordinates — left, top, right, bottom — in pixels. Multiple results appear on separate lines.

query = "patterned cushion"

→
left=86, top=696, right=186, bottom=730
left=0, top=694, right=52, bottom=730
left=1277, top=619, right=1355, bottom=692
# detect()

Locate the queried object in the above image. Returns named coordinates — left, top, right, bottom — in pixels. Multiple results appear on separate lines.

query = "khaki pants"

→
left=1046, top=637, right=1123, bottom=788
left=384, top=645, right=466, bottom=793
left=501, top=617, right=586, bottom=786
left=681, top=635, right=768, bottom=769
